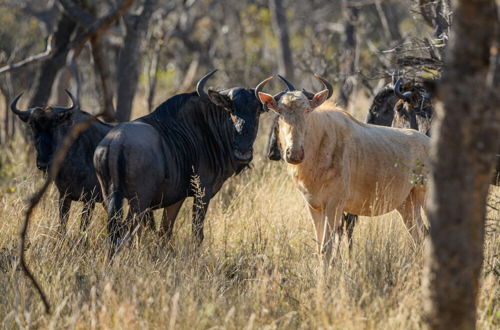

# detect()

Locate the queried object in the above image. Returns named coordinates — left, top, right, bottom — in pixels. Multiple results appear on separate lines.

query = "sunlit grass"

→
left=0, top=101, right=498, bottom=329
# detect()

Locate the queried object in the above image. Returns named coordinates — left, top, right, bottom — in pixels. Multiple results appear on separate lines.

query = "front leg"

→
left=58, top=194, right=72, bottom=234
left=160, top=199, right=185, bottom=242
left=192, top=196, right=210, bottom=246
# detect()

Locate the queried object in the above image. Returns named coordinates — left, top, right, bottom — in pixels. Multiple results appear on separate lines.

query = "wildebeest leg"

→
left=308, top=206, right=329, bottom=258
left=105, top=189, right=127, bottom=257
left=144, top=209, right=156, bottom=232
left=160, top=199, right=185, bottom=242
left=325, top=202, right=344, bottom=264
left=192, top=196, right=210, bottom=246
left=343, top=213, right=357, bottom=253
left=126, top=207, right=150, bottom=249
left=80, top=201, right=95, bottom=233
left=396, top=188, right=426, bottom=244
left=267, top=115, right=282, bottom=161
left=58, top=195, right=71, bottom=234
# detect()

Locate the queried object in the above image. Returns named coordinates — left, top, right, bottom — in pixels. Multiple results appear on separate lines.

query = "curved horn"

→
left=313, top=74, right=333, bottom=99
left=390, top=71, right=398, bottom=87
left=394, top=78, right=412, bottom=100
left=52, top=89, right=78, bottom=112
left=10, top=92, right=32, bottom=118
left=277, top=74, right=296, bottom=91
left=254, top=76, right=274, bottom=99
left=196, top=69, right=218, bottom=99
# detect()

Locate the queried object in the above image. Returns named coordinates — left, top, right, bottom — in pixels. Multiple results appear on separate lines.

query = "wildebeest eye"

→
left=231, top=115, right=245, bottom=133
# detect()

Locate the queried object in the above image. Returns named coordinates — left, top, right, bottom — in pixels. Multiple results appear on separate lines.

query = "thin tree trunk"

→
left=423, top=0, right=499, bottom=328
left=269, top=0, right=294, bottom=81
left=338, top=0, right=359, bottom=108
left=378, top=0, right=402, bottom=42
left=116, top=0, right=158, bottom=122
left=146, top=40, right=163, bottom=111
left=91, top=37, right=116, bottom=121
left=29, top=14, right=77, bottom=107
left=54, top=67, right=73, bottom=105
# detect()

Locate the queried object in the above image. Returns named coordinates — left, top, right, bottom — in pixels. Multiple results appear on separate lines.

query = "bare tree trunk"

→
left=423, top=0, right=499, bottom=328
left=269, top=0, right=294, bottom=81
left=338, top=0, right=359, bottom=108
left=376, top=0, right=402, bottom=42
left=91, top=37, right=116, bottom=121
left=146, top=40, right=163, bottom=111
left=177, top=53, right=200, bottom=93
left=116, top=0, right=158, bottom=122
left=29, top=14, right=77, bottom=107
left=54, top=67, right=73, bottom=105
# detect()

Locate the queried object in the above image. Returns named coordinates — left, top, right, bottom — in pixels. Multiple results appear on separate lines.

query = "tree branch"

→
left=0, top=36, right=53, bottom=75
left=0, top=0, right=134, bottom=77
left=20, top=110, right=105, bottom=315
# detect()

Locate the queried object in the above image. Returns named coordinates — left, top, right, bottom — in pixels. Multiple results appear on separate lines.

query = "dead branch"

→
left=0, top=0, right=134, bottom=77
left=0, top=36, right=53, bottom=75
left=64, top=0, right=135, bottom=51
left=20, top=110, right=103, bottom=315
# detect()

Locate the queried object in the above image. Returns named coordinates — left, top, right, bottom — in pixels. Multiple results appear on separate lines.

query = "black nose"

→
left=268, top=149, right=282, bottom=161
left=285, top=148, right=304, bottom=164
left=234, top=148, right=253, bottom=162
left=37, top=162, right=49, bottom=170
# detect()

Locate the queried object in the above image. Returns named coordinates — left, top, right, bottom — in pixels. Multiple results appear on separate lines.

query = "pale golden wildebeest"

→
left=256, top=75, right=431, bottom=262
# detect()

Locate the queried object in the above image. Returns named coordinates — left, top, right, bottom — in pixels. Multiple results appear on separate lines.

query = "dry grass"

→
left=0, top=99, right=498, bottom=329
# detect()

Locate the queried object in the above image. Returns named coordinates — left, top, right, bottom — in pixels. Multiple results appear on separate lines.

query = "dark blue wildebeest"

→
left=10, top=91, right=113, bottom=233
left=94, top=70, right=268, bottom=253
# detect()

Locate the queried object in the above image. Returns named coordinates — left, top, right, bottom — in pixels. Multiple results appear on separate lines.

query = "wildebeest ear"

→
left=258, top=92, right=279, bottom=114
left=208, top=90, right=232, bottom=110
left=309, top=89, right=329, bottom=109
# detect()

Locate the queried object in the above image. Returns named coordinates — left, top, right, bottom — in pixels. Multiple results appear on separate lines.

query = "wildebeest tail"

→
left=102, top=138, right=128, bottom=245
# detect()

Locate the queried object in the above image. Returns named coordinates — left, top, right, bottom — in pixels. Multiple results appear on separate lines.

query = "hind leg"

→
left=58, top=194, right=71, bottom=234
left=343, top=213, right=357, bottom=255
left=127, top=197, right=153, bottom=248
left=144, top=209, right=156, bottom=232
left=80, top=200, right=95, bottom=233
left=396, top=188, right=426, bottom=243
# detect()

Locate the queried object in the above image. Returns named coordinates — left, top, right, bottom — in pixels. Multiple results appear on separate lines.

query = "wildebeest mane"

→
left=139, top=92, right=239, bottom=180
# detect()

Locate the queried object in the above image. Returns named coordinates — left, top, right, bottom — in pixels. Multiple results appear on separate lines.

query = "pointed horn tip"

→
left=255, top=76, right=274, bottom=88
left=277, top=74, right=296, bottom=91
left=196, top=69, right=218, bottom=98
left=313, top=73, right=333, bottom=98
left=10, top=92, right=24, bottom=110
left=262, top=76, right=274, bottom=83
left=254, top=76, right=274, bottom=98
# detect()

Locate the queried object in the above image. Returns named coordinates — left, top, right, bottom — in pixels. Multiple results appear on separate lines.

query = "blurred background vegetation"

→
left=0, top=0, right=449, bottom=164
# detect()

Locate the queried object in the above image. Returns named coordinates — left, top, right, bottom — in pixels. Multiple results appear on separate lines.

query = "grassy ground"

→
left=0, top=101, right=498, bottom=329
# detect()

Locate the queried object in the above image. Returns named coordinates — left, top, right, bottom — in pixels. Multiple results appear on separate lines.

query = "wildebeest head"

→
left=10, top=91, right=78, bottom=171
left=365, top=84, right=399, bottom=126
left=197, top=70, right=265, bottom=163
left=392, top=78, right=433, bottom=136
left=256, top=74, right=332, bottom=165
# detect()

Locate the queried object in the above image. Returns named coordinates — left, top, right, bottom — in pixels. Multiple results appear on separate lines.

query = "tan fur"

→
left=274, top=92, right=430, bottom=261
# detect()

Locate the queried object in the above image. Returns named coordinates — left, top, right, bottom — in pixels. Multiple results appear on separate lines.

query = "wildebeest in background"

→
left=94, top=70, right=266, bottom=253
left=10, top=91, right=112, bottom=233
left=257, top=74, right=430, bottom=262
left=390, top=78, right=433, bottom=135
